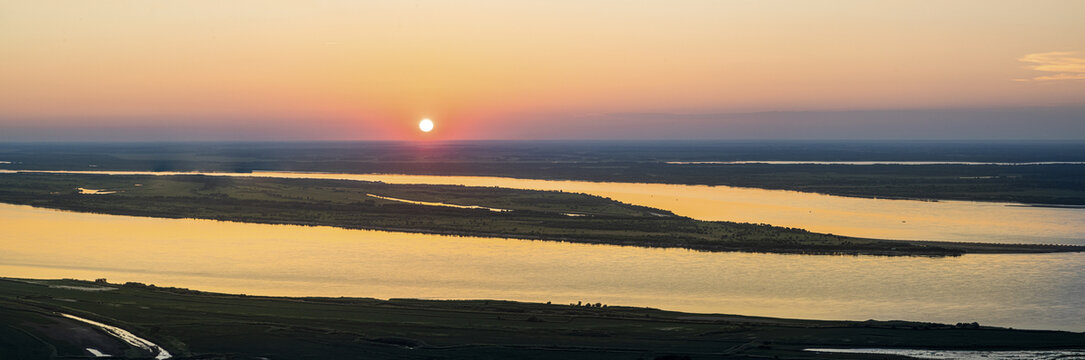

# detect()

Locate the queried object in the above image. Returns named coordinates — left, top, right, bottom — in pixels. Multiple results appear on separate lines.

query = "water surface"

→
left=2, top=204, right=1082, bottom=331
left=254, top=172, right=1085, bottom=244
left=6, top=170, right=1084, bottom=244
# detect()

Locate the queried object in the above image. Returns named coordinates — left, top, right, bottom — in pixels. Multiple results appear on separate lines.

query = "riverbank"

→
left=2, top=172, right=1083, bottom=256
left=2, top=277, right=1082, bottom=359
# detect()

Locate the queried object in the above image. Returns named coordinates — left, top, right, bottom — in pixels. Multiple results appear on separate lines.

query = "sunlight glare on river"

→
left=1, top=203, right=1082, bottom=331
left=4, top=170, right=1083, bottom=244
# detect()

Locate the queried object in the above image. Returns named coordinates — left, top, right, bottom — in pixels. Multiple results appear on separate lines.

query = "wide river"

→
left=1, top=170, right=1083, bottom=331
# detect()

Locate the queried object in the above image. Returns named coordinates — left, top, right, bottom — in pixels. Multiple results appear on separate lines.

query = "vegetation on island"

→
left=2, top=172, right=1082, bottom=256
left=2, top=277, right=1082, bottom=360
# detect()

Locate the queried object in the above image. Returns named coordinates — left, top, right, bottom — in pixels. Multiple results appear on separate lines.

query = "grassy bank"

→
left=2, top=278, right=1082, bottom=359
left=2, top=172, right=1083, bottom=256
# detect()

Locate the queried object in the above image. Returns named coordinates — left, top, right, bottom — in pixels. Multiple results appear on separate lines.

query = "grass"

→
left=2, top=277, right=1082, bottom=360
left=2, top=172, right=1083, bottom=256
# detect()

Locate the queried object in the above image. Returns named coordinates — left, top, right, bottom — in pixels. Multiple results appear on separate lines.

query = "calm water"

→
left=3, top=170, right=1084, bottom=331
left=7, top=170, right=1085, bottom=244
left=1, top=204, right=1083, bottom=331
left=249, top=172, right=1085, bottom=244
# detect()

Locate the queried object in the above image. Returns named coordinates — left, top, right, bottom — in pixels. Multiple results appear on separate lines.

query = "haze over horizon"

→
left=2, top=1, right=1083, bottom=141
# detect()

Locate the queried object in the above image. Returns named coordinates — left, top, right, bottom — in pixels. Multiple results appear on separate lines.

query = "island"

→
left=1, top=172, right=1082, bottom=257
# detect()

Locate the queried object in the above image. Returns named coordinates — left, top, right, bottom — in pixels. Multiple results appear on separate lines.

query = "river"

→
left=1, top=170, right=1083, bottom=331
left=1, top=204, right=1083, bottom=331
left=8, top=170, right=1081, bottom=244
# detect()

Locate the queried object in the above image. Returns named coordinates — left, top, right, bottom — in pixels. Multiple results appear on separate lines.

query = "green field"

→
left=2, top=278, right=1082, bottom=360
left=2, top=172, right=1082, bottom=256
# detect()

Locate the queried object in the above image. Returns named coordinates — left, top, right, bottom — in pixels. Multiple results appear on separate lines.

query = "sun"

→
left=419, top=118, right=434, bottom=133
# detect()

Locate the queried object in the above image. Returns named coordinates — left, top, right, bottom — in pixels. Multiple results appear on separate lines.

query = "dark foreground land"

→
left=2, top=278, right=1082, bottom=360
left=3, top=141, right=1085, bottom=205
left=3, top=172, right=1082, bottom=256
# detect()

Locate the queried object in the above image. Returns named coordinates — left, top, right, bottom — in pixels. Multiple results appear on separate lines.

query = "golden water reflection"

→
left=246, top=172, right=1085, bottom=244
left=7, top=170, right=1083, bottom=244
left=2, top=204, right=1082, bottom=331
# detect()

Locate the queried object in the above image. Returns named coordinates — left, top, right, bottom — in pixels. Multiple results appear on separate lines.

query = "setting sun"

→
left=419, top=118, right=434, bottom=133
left=0, top=2, right=1083, bottom=358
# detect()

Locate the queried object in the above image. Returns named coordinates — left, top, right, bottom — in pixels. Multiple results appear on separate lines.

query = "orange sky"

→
left=1, top=1, right=1083, bottom=140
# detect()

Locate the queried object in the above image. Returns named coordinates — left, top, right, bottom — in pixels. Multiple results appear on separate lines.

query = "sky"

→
left=1, top=1, right=1083, bottom=141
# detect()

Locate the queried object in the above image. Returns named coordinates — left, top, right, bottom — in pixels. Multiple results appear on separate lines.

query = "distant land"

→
left=2, top=140, right=1085, bottom=205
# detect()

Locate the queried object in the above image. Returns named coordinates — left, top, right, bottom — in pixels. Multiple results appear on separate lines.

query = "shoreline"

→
left=2, top=277, right=1082, bottom=359
left=6, top=167, right=1085, bottom=207
left=1, top=171, right=1083, bottom=257
left=7, top=201, right=1084, bottom=257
